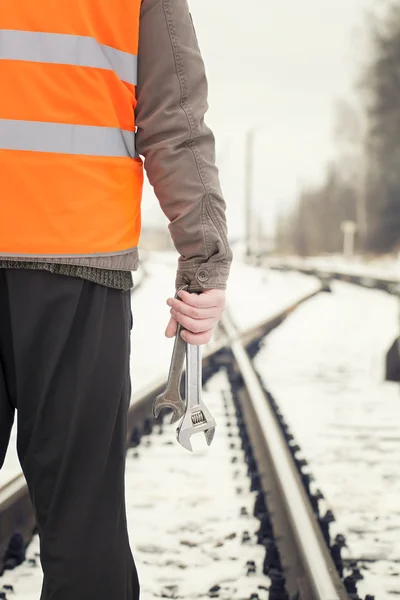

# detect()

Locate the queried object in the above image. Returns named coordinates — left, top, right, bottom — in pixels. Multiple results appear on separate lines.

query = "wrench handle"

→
left=185, top=343, right=202, bottom=409
left=166, top=285, right=190, bottom=385
left=166, top=323, right=186, bottom=385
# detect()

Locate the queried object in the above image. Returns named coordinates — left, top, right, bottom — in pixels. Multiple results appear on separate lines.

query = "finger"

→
left=167, top=297, right=218, bottom=320
left=177, top=288, right=225, bottom=309
left=180, top=328, right=213, bottom=346
left=165, top=316, right=178, bottom=338
left=171, top=310, right=218, bottom=333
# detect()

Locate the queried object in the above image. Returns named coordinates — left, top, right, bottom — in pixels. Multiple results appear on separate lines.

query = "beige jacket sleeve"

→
left=135, top=0, right=233, bottom=292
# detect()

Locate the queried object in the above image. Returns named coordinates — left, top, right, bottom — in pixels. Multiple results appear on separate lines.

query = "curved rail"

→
left=266, top=258, right=400, bottom=295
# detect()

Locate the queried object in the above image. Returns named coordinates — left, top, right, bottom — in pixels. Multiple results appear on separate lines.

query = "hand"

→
left=165, top=288, right=226, bottom=345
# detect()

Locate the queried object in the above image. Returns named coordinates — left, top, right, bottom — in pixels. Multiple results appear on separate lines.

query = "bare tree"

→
left=363, top=1, right=400, bottom=251
left=274, top=1, right=400, bottom=257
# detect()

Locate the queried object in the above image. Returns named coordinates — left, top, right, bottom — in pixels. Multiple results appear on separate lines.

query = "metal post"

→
left=341, top=221, right=357, bottom=259
left=343, top=230, right=353, bottom=258
left=356, top=155, right=368, bottom=249
left=245, top=129, right=255, bottom=261
left=257, top=219, right=263, bottom=257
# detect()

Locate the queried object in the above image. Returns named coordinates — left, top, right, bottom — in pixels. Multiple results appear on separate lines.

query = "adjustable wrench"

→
left=176, top=342, right=216, bottom=452
left=152, top=286, right=188, bottom=424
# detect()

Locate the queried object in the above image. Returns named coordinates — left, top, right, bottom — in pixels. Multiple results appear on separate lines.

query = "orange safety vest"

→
left=0, top=1, right=144, bottom=257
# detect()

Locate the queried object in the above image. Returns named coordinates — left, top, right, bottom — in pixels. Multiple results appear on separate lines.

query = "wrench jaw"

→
left=204, top=426, right=216, bottom=447
left=176, top=403, right=217, bottom=452
left=152, top=395, right=185, bottom=425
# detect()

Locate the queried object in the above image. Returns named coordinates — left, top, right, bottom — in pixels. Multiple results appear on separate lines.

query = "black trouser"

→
left=0, top=269, right=140, bottom=599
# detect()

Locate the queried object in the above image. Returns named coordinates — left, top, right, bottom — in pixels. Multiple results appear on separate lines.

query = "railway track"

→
left=265, top=258, right=400, bottom=387
left=265, top=259, right=400, bottom=295
left=0, top=282, right=372, bottom=599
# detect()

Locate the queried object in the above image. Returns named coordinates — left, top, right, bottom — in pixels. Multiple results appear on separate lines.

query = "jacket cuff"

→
left=175, top=261, right=231, bottom=292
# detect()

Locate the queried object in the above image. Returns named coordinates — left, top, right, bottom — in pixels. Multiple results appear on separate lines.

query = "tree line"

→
left=275, top=1, right=400, bottom=256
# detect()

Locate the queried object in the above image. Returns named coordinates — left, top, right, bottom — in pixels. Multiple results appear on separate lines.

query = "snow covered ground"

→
left=0, top=372, right=273, bottom=599
left=3, top=255, right=398, bottom=598
left=0, top=253, right=320, bottom=598
left=126, top=372, right=270, bottom=600
left=256, top=280, right=400, bottom=599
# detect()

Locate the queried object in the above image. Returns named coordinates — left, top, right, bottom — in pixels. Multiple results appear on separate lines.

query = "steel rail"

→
left=265, top=258, right=400, bottom=295
left=221, top=309, right=349, bottom=600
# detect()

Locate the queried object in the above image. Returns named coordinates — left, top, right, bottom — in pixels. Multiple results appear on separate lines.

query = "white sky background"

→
left=141, top=0, right=377, bottom=241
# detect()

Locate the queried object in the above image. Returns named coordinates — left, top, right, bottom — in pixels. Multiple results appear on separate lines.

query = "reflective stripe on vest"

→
left=0, top=119, right=137, bottom=158
left=0, top=29, right=137, bottom=86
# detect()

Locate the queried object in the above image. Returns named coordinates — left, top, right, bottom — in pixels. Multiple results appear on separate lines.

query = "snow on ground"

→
left=255, top=280, right=400, bottom=599
left=225, top=260, right=320, bottom=333
left=0, top=373, right=271, bottom=599
left=2, top=256, right=400, bottom=597
left=126, top=372, right=269, bottom=600
left=0, top=253, right=319, bottom=597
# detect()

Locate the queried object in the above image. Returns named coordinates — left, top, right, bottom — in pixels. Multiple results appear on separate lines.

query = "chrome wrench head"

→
left=152, top=381, right=185, bottom=424
left=176, top=405, right=216, bottom=452
left=152, top=286, right=188, bottom=425
left=176, top=342, right=217, bottom=452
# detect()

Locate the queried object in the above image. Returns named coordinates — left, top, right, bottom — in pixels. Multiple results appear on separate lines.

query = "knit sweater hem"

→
left=0, top=261, right=134, bottom=292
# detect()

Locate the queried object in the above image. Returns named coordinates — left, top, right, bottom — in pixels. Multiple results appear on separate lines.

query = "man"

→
left=0, top=0, right=232, bottom=597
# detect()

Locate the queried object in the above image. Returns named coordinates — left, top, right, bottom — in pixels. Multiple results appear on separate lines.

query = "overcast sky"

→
left=142, top=0, right=376, bottom=240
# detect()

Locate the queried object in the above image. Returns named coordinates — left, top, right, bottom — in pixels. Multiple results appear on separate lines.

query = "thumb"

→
left=165, top=315, right=178, bottom=338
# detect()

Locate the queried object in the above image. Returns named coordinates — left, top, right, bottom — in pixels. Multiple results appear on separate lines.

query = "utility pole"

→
left=341, top=220, right=357, bottom=259
left=356, top=153, right=368, bottom=251
left=257, top=219, right=264, bottom=258
left=245, top=128, right=255, bottom=261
